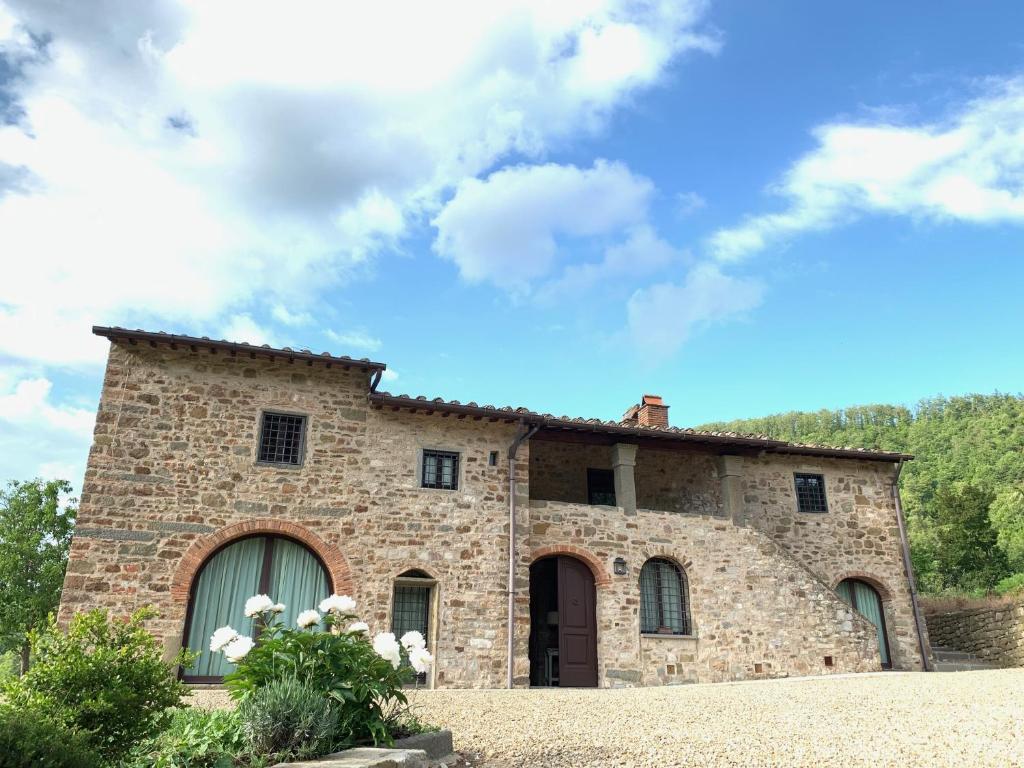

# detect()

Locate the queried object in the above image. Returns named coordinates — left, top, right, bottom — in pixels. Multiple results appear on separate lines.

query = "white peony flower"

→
left=270, top=603, right=286, bottom=614
left=223, top=635, right=255, bottom=663
left=244, top=594, right=275, bottom=617
left=372, top=631, right=402, bottom=669
left=296, top=609, right=321, bottom=629
left=408, top=646, right=434, bottom=674
left=348, top=621, right=370, bottom=634
left=400, top=630, right=426, bottom=651
left=210, top=626, right=239, bottom=653
left=319, top=594, right=357, bottom=615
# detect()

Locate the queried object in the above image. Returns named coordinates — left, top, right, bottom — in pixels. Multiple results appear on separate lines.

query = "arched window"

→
left=640, top=558, right=691, bottom=635
left=391, top=569, right=436, bottom=685
left=183, top=535, right=330, bottom=681
left=835, top=578, right=891, bottom=669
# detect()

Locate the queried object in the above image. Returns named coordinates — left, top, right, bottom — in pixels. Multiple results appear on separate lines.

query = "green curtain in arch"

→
left=184, top=536, right=330, bottom=679
left=184, top=537, right=264, bottom=678
left=268, top=537, right=330, bottom=632
left=836, top=579, right=890, bottom=668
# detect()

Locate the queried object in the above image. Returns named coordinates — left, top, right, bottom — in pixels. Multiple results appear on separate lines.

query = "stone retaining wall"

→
left=924, top=600, right=1024, bottom=668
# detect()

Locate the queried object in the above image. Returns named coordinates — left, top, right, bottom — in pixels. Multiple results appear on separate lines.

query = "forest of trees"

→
left=698, top=393, right=1024, bottom=596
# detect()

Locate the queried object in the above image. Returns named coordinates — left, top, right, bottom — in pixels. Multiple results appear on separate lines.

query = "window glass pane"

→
left=392, top=583, right=431, bottom=684
left=422, top=450, right=458, bottom=489
left=639, top=559, right=690, bottom=635
left=184, top=537, right=265, bottom=677
left=268, top=538, right=330, bottom=633
left=424, top=454, right=438, bottom=486
left=258, top=413, right=306, bottom=465
left=587, top=468, right=616, bottom=506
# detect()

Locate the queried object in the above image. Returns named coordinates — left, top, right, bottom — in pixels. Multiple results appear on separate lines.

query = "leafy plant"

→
left=2, top=607, right=195, bottom=763
left=237, top=677, right=339, bottom=761
left=124, top=707, right=245, bottom=768
left=382, top=702, right=441, bottom=740
left=0, top=706, right=102, bottom=768
left=994, top=572, right=1024, bottom=596
left=216, top=595, right=432, bottom=748
left=0, top=478, right=77, bottom=673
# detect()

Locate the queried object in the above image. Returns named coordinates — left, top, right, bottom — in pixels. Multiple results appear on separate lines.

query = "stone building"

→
left=59, top=327, right=932, bottom=688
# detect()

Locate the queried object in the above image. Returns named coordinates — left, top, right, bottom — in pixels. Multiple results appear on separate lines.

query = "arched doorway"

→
left=181, top=534, right=331, bottom=681
left=529, top=555, right=597, bottom=687
left=836, top=578, right=891, bottom=669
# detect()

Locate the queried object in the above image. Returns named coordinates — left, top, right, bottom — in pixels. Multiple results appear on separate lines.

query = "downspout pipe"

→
left=507, top=420, right=540, bottom=689
left=893, top=459, right=931, bottom=671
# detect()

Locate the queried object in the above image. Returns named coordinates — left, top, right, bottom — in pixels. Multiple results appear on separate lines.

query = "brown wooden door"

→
left=557, top=556, right=597, bottom=687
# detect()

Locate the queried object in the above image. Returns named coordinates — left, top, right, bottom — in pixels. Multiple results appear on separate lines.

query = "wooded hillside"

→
left=698, top=394, right=1024, bottom=595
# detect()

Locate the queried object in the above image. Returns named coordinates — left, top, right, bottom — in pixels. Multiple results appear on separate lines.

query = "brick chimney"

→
left=622, top=394, right=669, bottom=428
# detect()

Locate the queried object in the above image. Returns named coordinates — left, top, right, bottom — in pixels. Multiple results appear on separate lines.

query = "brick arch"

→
left=830, top=571, right=894, bottom=602
left=638, top=547, right=693, bottom=574
left=530, top=545, right=611, bottom=587
left=170, top=519, right=353, bottom=603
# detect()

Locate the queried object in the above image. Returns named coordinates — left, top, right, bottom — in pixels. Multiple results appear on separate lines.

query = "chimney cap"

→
left=641, top=394, right=664, bottom=406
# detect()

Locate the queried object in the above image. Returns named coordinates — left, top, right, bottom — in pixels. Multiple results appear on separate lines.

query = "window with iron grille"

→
left=794, top=473, right=828, bottom=513
left=587, top=468, right=616, bottom=506
left=421, top=450, right=459, bottom=490
left=392, top=573, right=432, bottom=684
left=257, top=412, right=306, bottom=466
left=640, top=558, right=691, bottom=635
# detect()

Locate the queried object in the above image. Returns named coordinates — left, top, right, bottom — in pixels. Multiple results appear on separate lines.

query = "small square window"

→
left=794, top=473, right=828, bottom=513
left=587, top=468, right=616, bottom=506
left=488, top=450, right=499, bottom=467
left=422, top=450, right=459, bottom=490
left=257, top=412, right=306, bottom=466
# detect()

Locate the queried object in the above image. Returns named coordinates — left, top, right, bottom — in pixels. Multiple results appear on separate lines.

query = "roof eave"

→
left=93, top=326, right=387, bottom=371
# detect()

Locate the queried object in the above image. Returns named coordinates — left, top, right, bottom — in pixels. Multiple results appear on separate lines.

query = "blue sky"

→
left=1, top=1, right=1023, bottom=493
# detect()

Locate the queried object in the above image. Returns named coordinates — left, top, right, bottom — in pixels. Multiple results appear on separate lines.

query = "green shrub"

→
left=994, top=572, right=1024, bottom=596
left=2, top=607, right=195, bottom=763
left=237, top=677, right=339, bottom=762
left=219, top=597, right=430, bottom=747
left=0, top=707, right=102, bottom=768
left=125, top=707, right=245, bottom=768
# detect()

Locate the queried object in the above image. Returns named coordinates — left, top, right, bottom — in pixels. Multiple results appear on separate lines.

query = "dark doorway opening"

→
left=528, top=555, right=597, bottom=687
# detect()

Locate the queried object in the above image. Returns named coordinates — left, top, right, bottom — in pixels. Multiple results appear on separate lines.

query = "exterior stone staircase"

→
left=930, top=644, right=999, bottom=672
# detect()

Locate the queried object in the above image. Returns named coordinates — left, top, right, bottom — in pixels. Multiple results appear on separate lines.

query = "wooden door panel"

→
left=557, top=556, right=597, bottom=687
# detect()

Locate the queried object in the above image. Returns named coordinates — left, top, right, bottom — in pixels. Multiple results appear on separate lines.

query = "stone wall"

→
left=521, top=499, right=880, bottom=686
left=924, top=601, right=1024, bottom=668
left=60, top=341, right=523, bottom=688
left=740, top=455, right=928, bottom=671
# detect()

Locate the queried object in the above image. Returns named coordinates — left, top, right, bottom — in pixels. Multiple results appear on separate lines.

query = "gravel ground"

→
left=406, top=671, right=1024, bottom=767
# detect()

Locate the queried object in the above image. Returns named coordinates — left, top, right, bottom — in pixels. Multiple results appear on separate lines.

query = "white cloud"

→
left=626, top=262, right=764, bottom=358
left=271, top=305, right=314, bottom=327
left=536, top=225, right=684, bottom=302
left=0, top=0, right=716, bottom=366
left=676, top=190, right=706, bottom=216
left=708, top=77, right=1024, bottom=261
left=0, top=375, right=94, bottom=487
left=432, top=160, right=655, bottom=291
left=326, top=329, right=382, bottom=353
left=381, top=369, right=399, bottom=383
left=221, top=314, right=274, bottom=346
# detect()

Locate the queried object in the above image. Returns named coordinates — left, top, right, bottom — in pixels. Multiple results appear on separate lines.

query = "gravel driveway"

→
left=409, top=670, right=1024, bottom=767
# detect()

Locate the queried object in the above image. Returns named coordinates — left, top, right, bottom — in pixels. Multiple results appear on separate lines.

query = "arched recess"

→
left=530, top=545, right=611, bottom=587
left=831, top=573, right=894, bottom=669
left=170, top=518, right=353, bottom=605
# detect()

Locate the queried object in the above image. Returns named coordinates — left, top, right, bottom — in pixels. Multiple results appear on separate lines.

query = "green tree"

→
left=0, top=479, right=77, bottom=673
left=931, top=483, right=1009, bottom=591
left=989, top=484, right=1024, bottom=571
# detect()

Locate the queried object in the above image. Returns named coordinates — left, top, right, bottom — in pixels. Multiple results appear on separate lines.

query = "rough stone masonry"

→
left=58, top=327, right=931, bottom=688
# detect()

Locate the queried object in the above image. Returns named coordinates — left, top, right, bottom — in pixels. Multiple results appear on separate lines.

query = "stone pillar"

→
left=716, top=454, right=744, bottom=523
left=611, top=443, right=638, bottom=516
